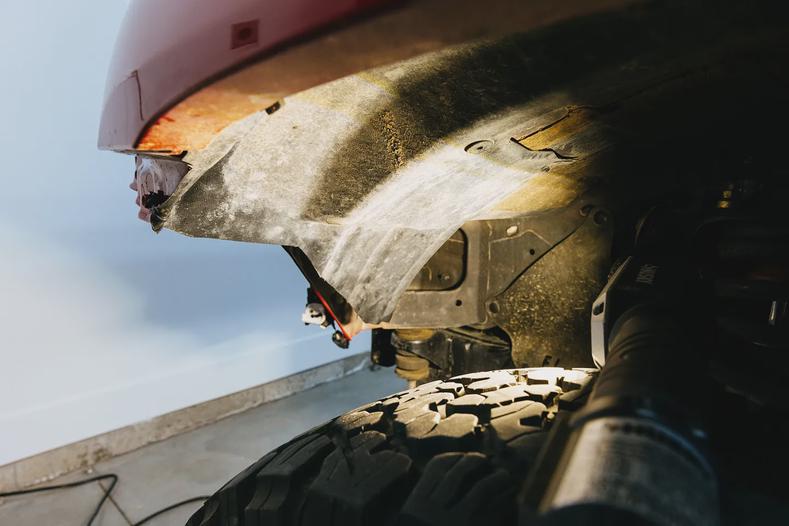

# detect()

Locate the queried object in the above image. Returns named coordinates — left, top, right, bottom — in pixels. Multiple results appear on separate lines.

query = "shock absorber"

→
left=524, top=253, right=719, bottom=526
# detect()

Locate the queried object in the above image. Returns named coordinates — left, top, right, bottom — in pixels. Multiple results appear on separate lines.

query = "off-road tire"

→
left=186, top=367, right=597, bottom=526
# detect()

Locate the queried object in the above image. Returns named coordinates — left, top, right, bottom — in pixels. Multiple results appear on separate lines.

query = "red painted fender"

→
left=98, top=0, right=400, bottom=152
left=99, top=0, right=611, bottom=154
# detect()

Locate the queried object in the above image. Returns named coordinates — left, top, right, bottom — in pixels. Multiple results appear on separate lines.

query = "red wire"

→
left=313, top=288, right=352, bottom=341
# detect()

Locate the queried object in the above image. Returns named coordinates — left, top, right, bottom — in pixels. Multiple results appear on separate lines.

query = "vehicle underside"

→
left=99, top=0, right=789, bottom=524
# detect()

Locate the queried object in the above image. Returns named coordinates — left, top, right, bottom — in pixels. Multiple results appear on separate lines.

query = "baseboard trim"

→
left=0, top=352, right=371, bottom=492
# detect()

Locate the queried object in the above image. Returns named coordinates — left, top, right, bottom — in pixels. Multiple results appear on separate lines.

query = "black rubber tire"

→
left=186, top=367, right=597, bottom=526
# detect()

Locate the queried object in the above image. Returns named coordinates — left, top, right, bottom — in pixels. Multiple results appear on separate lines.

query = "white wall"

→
left=0, top=1, right=368, bottom=466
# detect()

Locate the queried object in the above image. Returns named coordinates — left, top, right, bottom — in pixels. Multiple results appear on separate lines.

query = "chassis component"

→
left=186, top=178, right=789, bottom=525
left=98, top=1, right=789, bottom=523
left=139, top=0, right=789, bottom=377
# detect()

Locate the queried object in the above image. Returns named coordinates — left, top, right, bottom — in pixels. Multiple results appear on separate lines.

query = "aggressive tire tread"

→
left=187, top=367, right=597, bottom=526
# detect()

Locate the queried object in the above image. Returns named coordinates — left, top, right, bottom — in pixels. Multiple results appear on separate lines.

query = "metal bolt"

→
left=769, top=300, right=787, bottom=326
left=506, top=225, right=518, bottom=236
left=593, top=211, right=609, bottom=225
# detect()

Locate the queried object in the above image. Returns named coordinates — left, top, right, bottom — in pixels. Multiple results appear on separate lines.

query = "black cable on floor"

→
left=131, top=495, right=210, bottom=526
left=0, top=473, right=209, bottom=526
left=0, top=473, right=117, bottom=526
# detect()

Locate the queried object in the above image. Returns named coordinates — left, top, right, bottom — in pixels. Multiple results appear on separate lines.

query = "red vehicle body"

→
left=99, top=0, right=398, bottom=152
left=98, top=0, right=623, bottom=154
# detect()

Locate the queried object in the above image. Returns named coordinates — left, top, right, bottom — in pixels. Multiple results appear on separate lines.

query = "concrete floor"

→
left=0, top=365, right=405, bottom=526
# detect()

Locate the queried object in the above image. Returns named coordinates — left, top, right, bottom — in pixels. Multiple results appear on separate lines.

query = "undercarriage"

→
left=97, top=0, right=789, bottom=523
